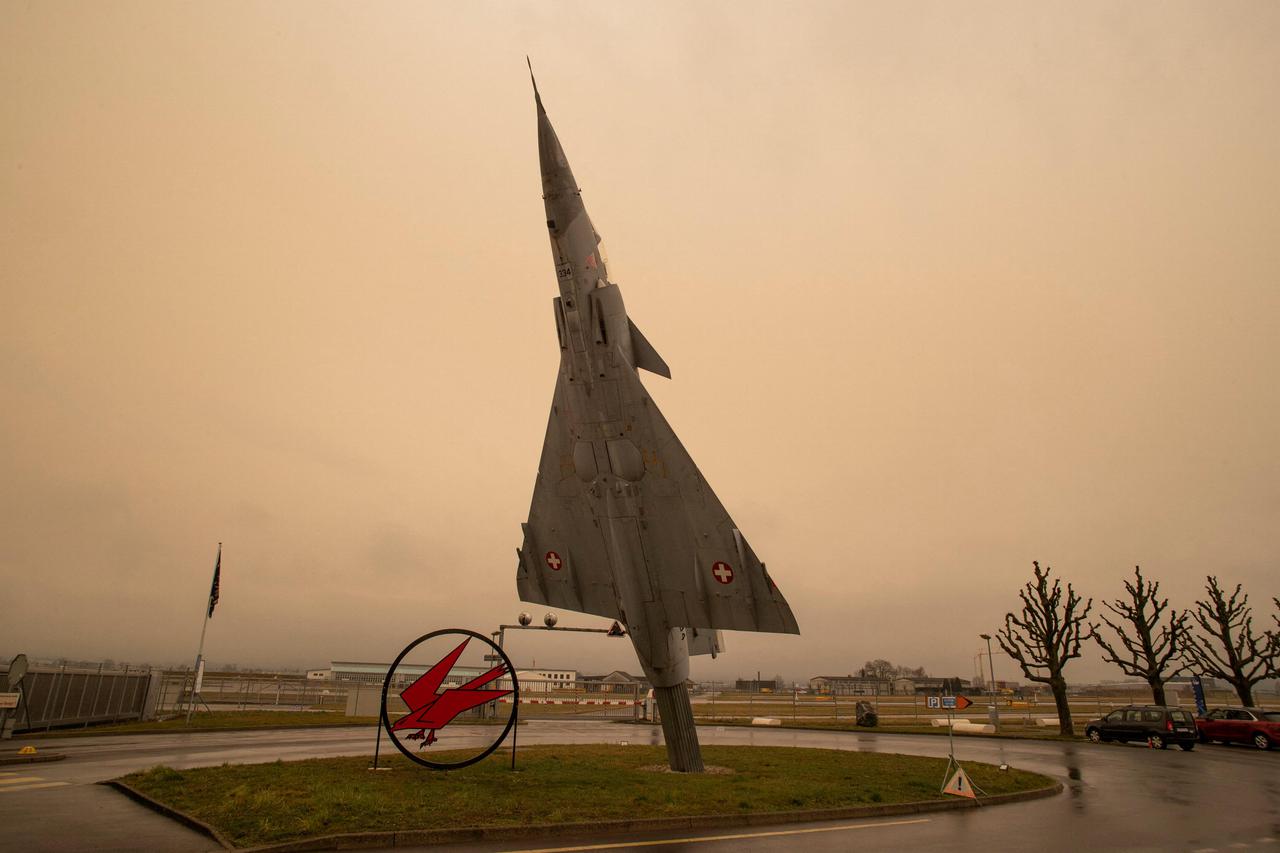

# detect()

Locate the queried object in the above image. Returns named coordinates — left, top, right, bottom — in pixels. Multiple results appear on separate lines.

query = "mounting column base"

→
left=654, top=682, right=704, bottom=773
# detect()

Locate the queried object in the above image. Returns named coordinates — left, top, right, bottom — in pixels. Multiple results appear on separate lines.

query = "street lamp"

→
left=979, top=633, right=1000, bottom=729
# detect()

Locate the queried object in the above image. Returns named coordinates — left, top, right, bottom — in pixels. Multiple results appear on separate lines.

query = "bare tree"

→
left=1091, top=566, right=1188, bottom=706
left=1272, top=598, right=1280, bottom=679
left=860, top=659, right=894, bottom=680
left=1182, top=577, right=1277, bottom=707
left=997, top=561, right=1092, bottom=736
left=1273, top=598, right=1280, bottom=677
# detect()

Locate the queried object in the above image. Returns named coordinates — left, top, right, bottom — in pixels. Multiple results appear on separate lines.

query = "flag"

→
left=207, top=544, right=221, bottom=618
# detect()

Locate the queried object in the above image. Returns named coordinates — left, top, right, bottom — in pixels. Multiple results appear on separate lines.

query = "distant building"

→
left=809, top=675, right=891, bottom=696
left=306, top=668, right=332, bottom=681
left=581, top=671, right=649, bottom=693
left=905, top=676, right=971, bottom=695
left=332, top=660, right=579, bottom=694
left=736, top=677, right=783, bottom=692
left=331, top=661, right=489, bottom=688
left=1167, top=675, right=1223, bottom=691
left=810, top=675, right=971, bottom=696
left=502, top=669, right=577, bottom=693
left=528, top=668, right=576, bottom=685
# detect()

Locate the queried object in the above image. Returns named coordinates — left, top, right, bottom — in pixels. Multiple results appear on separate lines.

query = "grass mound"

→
left=119, top=744, right=1052, bottom=847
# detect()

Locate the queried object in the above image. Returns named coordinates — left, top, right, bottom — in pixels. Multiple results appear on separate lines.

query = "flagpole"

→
left=187, top=543, right=220, bottom=724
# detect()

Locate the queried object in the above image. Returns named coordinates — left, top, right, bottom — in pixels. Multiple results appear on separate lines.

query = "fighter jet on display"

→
left=516, top=65, right=799, bottom=772
left=391, top=638, right=511, bottom=747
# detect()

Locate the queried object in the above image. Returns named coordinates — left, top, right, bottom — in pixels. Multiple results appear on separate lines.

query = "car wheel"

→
left=1179, top=742, right=1194, bottom=752
left=1253, top=733, right=1272, bottom=751
left=1150, top=734, right=1167, bottom=750
left=1087, top=728, right=1102, bottom=744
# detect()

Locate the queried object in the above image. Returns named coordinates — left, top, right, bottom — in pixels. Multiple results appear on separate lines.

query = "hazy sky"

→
left=3, top=2, right=1277, bottom=684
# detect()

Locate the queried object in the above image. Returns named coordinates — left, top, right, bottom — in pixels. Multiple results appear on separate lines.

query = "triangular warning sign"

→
left=942, top=766, right=977, bottom=799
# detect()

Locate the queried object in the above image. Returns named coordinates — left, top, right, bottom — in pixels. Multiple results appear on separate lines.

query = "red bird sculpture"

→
left=391, top=638, right=512, bottom=747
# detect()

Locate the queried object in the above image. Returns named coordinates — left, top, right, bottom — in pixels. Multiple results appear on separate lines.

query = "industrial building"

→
left=809, top=675, right=972, bottom=696
left=329, top=661, right=575, bottom=691
left=735, top=677, right=783, bottom=692
left=330, top=661, right=486, bottom=688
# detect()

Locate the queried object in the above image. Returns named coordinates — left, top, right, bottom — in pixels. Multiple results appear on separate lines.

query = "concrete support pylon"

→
left=654, top=682, right=704, bottom=772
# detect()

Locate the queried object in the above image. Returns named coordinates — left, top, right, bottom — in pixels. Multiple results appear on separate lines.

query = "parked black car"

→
left=1084, top=705, right=1199, bottom=750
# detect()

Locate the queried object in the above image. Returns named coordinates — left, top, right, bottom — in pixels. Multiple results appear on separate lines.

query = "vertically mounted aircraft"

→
left=516, top=64, right=799, bottom=772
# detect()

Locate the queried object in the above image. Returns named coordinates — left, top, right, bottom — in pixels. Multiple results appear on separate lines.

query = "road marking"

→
left=0, top=781, right=71, bottom=793
left=1192, top=848, right=1218, bottom=852
left=504, top=817, right=931, bottom=852
left=1257, top=839, right=1276, bottom=845
left=0, top=776, right=42, bottom=785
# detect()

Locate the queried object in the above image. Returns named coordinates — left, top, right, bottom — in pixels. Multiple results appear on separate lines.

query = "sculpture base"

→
left=654, top=682, right=704, bottom=773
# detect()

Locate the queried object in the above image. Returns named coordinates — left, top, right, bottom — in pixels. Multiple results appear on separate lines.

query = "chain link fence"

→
left=687, top=682, right=1280, bottom=731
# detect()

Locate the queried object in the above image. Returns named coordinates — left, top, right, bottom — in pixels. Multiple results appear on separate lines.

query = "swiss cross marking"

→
left=545, top=551, right=563, bottom=571
left=711, top=561, right=734, bottom=585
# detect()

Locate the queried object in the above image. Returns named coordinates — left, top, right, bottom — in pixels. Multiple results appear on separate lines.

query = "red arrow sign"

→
left=954, top=695, right=973, bottom=711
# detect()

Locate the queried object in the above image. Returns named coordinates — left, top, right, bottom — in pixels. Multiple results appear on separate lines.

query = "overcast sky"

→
left=2, top=2, right=1277, bottom=685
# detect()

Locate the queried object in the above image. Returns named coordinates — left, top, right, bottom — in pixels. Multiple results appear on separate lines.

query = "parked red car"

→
left=1196, top=707, right=1280, bottom=750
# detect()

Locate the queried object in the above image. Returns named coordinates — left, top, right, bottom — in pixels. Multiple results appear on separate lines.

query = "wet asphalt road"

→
left=2, top=721, right=1276, bottom=852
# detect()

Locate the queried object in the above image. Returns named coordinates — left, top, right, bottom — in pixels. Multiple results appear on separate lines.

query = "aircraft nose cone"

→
left=532, top=76, right=578, bottom=197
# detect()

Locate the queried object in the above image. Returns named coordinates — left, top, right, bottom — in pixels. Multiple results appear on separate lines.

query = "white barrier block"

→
left=953, top=722, right=996, bottom=734
left=751, top=717, right=782, bottom=726
left=1035, top=718, right=1060, bottom=727
left=930, top=718, right=970, bottom=727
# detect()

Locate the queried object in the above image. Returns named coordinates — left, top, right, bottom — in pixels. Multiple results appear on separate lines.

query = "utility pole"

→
left=979, top=633, right=1000, bottom=730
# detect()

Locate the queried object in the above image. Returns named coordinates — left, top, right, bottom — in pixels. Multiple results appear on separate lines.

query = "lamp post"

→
left=979, top=633, right=1000, bottom=729
left=485, top=613, right=627, bottom=718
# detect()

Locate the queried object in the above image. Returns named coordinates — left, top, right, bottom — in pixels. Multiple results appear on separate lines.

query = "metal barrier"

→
left=0, top=664, right=160, bottom=734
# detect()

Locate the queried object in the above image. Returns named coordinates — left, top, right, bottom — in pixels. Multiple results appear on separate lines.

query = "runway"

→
left=2, top=721, right=1275, bottom=852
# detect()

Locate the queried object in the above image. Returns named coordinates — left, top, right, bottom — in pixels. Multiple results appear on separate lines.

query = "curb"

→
left=694, top=720, right=1080, bottom=743
left=106, top=777, right=1062, bottom=851
left=102, top=780, right=236, bottom=850
left=0, top=752, right=67, bottom=766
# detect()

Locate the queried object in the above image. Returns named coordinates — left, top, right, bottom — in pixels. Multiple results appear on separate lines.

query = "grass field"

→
left=119, top=744, right=1052, bottom=847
